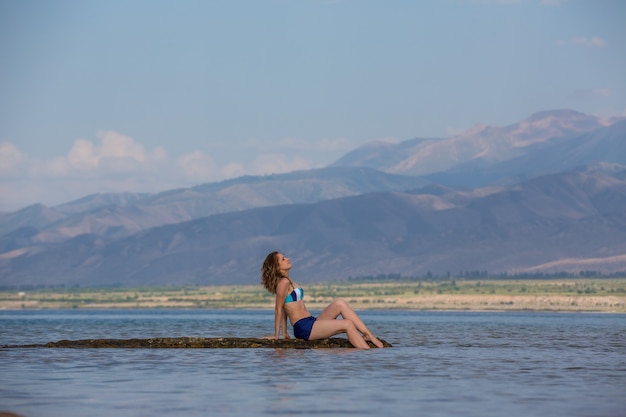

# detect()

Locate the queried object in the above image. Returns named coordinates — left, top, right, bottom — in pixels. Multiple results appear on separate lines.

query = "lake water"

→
left=0, top=309, right=624, bottom=417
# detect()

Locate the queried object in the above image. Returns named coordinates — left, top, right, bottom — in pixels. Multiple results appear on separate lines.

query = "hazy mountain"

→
left=54, top=192, right=153, bottom=215
left=2, top=108, right=625, bottom=288
left=428, top=118, right=626, bottom=187
left=332, top=109, right=620, bottom=179
left=327, top=136, right=444, bottom=171
left=3, top=109, right=621, bottom=246
left=0, top=204, right=66, bottom=237
left=0, top=166, right=425, bottom=244
left=2, top=164, right=625, bottom=288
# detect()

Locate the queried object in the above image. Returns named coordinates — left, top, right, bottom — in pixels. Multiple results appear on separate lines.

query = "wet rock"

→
left=4, top=337, right=391, bottom=349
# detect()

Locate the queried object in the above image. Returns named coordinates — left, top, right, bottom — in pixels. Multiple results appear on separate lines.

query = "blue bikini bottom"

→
left=293, top=316, right=316, bottom=340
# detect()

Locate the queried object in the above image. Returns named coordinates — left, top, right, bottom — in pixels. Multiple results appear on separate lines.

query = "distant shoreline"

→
left=1, top=278, right=624, bottom=313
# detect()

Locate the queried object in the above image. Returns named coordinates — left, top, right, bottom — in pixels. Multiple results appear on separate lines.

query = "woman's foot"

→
left=363, top=333, right=384, bottom=348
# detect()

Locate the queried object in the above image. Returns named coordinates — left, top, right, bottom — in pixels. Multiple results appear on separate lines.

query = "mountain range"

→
left=1, top=109, right=625, bottom=288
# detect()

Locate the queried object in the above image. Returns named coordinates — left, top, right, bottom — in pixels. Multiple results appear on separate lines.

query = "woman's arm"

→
left=282, top=309, right=291, bottom=339
left=272, top=278, right=290, bottom=339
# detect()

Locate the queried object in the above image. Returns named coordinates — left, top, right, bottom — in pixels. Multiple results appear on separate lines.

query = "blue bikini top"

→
left=285, top=287, right=304, bottom=303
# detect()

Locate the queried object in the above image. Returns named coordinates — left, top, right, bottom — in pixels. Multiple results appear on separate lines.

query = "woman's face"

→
left=276, top=253, right=291, bottom=272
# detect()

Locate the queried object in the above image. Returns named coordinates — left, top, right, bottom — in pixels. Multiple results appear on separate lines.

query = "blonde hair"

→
left=261, top=251, right=285, bottom=294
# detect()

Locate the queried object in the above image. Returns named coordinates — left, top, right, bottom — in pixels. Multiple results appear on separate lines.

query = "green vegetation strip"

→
left=0, top=278, right=625, bottom=312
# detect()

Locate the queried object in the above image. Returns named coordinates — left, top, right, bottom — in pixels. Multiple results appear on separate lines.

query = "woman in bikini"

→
left=261, top=251, right=384, bottom=349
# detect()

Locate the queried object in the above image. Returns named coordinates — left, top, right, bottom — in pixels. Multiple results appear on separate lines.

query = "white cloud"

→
left=556, top=36, right=607, bottom=48
left=0, top=131, right=341, bottom=211
left=64, top=131, right=168, bottom=172
left=0, top=142, right=25, bottom=174
left=176, top=151, right=216, bottom=182
left=571, top=36, right=607, bottom=48
left=221, top=162, right=246, bottom=179
left=67, top=139, right=97, bottom=169
left=0, top=133, right=181, bottom=211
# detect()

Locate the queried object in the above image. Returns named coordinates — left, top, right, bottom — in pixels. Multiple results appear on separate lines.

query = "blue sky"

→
left=1, top=0, right=624, bottom=211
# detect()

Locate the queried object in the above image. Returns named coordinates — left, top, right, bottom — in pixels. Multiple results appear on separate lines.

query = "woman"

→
left=261, top=251, right=384, bottom=349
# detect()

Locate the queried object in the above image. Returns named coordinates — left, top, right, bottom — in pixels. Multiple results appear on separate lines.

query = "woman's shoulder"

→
left=277, top=276, right=291, bottom=286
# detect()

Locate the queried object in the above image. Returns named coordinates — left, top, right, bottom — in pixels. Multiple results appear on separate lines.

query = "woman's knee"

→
left=332, top=298, right=349, bottom=308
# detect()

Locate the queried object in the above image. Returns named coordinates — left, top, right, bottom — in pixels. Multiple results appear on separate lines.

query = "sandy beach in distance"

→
left=308, top=294, right=626, bottom=312
left=1, top=279, right=625, bottom=312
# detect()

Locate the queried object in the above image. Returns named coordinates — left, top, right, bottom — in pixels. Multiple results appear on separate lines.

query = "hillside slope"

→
left=0, top=167, right=424, bottom=244
left=2, top=164, right=625, bottom=288
left=333, top=110, right=623, bottom=184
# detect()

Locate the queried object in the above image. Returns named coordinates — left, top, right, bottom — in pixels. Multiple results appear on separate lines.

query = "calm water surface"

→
left=0, top=309, right=624, bottom=417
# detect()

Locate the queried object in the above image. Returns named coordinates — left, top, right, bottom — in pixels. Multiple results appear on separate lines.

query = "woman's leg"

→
left=308, top=317, right=370, bottom=349
left=317, top=298, right=384, bottom=348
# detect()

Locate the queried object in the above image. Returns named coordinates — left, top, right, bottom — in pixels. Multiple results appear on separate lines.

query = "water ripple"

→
left=1, top=310, right=625, bottom=417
